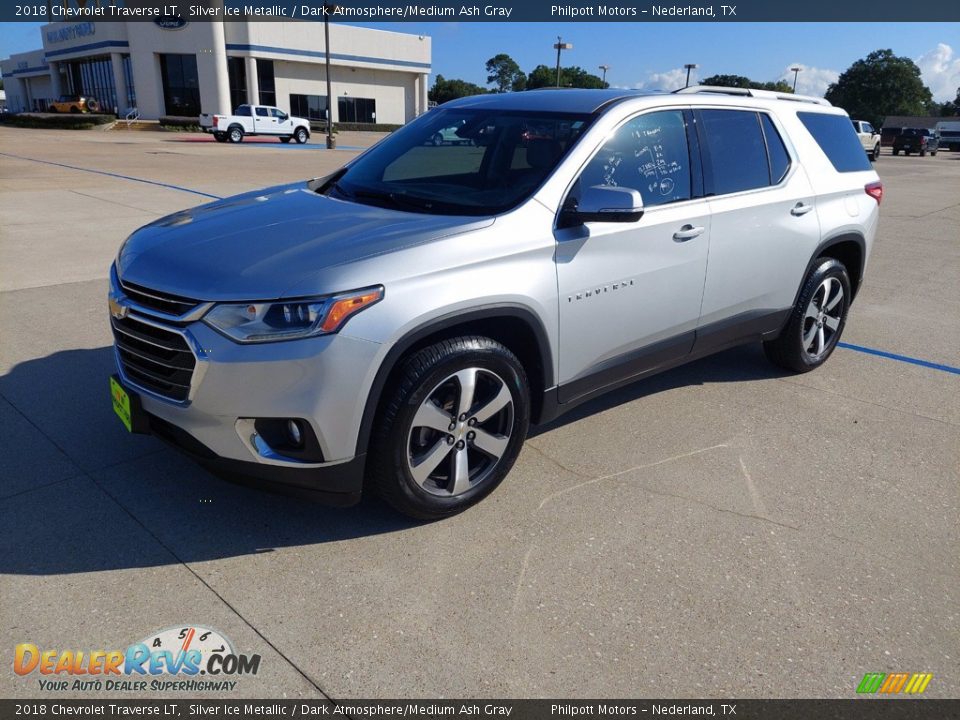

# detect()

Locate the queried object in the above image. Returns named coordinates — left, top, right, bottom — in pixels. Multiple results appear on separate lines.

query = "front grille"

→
left=119, top=278, right=199, bottom=317
left=111, top=315, right=196, bottom=402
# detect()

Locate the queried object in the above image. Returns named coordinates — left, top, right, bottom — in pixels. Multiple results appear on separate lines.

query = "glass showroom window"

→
left=159, top=53, right=200, bottom=117
left=290, top=93, right=328, bottom=121
left=257, top=60, right=276, bottom=106
left=338, top=96, right=376, bottom=124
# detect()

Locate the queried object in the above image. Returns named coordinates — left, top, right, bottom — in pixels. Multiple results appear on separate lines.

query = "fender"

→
left=353, top=304, right=554, bottom=458
left=793, top=231, right=866, bottom=308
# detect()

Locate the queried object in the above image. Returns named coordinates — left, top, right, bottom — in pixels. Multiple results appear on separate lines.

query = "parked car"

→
left=879, top=126, right=903, bottom=148
left=109, top=86, right=881, bottom=519
left=428, top=120, right=473, bottom=146
left=48, top=95, right=100, bottom=114
left=852, top=120, right=881, bottom=160
left=892, top=128, right=938, bottom=156
left=199, top=104, right=311, bottom=144
left=935, top=120, right=960, bottom=152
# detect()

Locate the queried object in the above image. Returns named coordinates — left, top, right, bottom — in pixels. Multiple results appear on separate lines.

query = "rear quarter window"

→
left=798, top=112, right=872, bottom=173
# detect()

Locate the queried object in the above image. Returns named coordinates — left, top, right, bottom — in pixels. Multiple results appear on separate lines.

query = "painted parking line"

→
left=0, top=152, right=223, bottom=200
left=838, top=342, right=960, bottom=376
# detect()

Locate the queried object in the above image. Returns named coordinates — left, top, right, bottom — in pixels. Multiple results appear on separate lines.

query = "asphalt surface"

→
left=1, top=126, right=957, bottom=700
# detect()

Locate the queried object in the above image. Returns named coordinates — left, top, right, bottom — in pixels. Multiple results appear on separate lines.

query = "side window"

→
left=270, top=108, right=285, bottom=119
left=235, top=105, right=252, bottom=117
left=797, top=112, right=872, bottom=172
left=255, top=107, right=269, bottom=118
left=864, top=122, right=874, bottom=134
left=760, top=114, right=791, bottom=185
left=700, top=110, right=769, bottom=195
left=576, top=110, right=691, bottom=208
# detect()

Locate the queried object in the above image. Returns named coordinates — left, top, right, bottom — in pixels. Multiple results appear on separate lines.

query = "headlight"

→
left=203, top=286, right=383, bottom=343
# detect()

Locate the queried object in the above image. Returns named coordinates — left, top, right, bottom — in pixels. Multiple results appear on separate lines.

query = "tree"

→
left=485, top=54, right=526, bottom=93
left=701, top=74, right=793, bottom=93
left=525, top=65, right=606, bottom=90
left=936, top=87, right=960, bottom=116
left=824, top=49, right=933, bottom=128
left=429, top=75, right=487, bottom=105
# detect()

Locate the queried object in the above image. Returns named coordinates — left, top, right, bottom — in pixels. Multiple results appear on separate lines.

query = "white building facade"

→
left=1, top=19, right=432, bottom=124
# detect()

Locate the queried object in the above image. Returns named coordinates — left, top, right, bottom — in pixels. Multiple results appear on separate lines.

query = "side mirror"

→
left=565, top=185, right=645, bottom=225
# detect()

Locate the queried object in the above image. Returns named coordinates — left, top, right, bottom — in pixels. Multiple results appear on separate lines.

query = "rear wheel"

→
left=920, top=148, right=926, bottom=157
left=369, top=336, right=530, bottom=520
left=213, top=132, right=228, bottom=143
left=892, top=148, right=899, bottom=155
left=763, top=258, right=851, bottom=373
left=294, top=127, right=309, bottom=144
left=228, top=127, right=243, bottom=143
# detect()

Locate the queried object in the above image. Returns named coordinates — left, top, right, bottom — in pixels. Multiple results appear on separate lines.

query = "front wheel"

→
left=431, top=133, right=443, bottom=147
left=294, top=127, right=309, bottom=144
left=369, top=337, right=530, bottom=520
left=871, top=144, right=880, bottom=161
left=279, top=136, right=291, bottom=144
left=763, top=258, right=851, bottom=373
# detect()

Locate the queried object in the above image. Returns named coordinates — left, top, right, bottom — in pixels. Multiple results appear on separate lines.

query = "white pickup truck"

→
left=852, top=120, right=881, bottom=161
left=199, top=104, right=311, bottom=144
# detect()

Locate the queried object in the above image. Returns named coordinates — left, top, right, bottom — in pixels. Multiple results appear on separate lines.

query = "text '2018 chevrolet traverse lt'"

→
left=109, top=86, right=881, bottom=519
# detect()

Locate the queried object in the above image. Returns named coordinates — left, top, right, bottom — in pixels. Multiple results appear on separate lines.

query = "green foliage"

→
left=525, top=64, right=606, bottom=90
left=429, top=74, right=488, bottom=104
left=485, top=54, right=526, bottom=93
left=824, top=49, right=934, bottom=128
left=701, top=74, right=793, bottom=93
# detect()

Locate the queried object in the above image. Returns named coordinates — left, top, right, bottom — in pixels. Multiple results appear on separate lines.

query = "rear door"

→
left=695, top=108, right=820, bottom=344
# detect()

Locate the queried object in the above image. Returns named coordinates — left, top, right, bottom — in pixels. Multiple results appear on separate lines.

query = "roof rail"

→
left=674, top=85, right=831, bottom=107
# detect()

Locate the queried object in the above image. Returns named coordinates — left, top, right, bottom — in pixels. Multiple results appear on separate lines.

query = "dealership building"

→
left=0, top=19, right=432, bottom=124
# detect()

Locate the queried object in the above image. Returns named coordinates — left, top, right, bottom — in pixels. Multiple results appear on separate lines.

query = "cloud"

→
left=778, top=64, right=839, bottom=97
left=630, top=67, right=690, bottom=92
left=915, top=43, right=960, bottom=102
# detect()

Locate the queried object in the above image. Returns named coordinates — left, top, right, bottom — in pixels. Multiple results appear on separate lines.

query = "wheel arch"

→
left=796, top=232, right=866, bottom=306
left=354, top=305, right=554, bottom=458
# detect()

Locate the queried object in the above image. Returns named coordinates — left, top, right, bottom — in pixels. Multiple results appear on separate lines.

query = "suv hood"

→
left=117, top=182, right=493, bottom=300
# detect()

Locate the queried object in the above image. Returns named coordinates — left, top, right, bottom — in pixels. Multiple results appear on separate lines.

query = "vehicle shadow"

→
left=0, top=342, right=787, bottom=576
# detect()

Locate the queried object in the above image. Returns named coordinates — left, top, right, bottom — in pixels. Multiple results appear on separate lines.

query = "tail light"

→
left=213, top=116, right=219, bottom=129
left=865, top=181, right=883, bottom=205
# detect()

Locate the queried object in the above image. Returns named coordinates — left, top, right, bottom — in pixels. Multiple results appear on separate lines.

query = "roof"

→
left=442, top=88, right=655, bottom=114
left=882, top=116, right=942, bottom=129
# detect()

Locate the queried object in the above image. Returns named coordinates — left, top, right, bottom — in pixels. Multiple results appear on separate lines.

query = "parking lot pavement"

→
left=1, top=126, right=957, bottom=699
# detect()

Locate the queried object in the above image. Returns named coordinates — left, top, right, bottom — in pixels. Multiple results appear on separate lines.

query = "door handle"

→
left=791, top=202, right=814, bottom=216
left=673, top=224, right=704, bottom=241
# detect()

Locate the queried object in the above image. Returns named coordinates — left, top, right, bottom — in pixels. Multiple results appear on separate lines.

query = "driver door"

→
left=555, top=109, right=711, bottom=403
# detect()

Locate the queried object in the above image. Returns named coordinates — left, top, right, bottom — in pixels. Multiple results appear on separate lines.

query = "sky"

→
left=2, top=21, right=959, bottom=101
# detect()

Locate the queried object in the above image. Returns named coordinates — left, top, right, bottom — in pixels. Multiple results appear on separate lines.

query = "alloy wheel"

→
left=406, top=367, right=514, bottom=497
left=802, top=276, right=844, bottom=359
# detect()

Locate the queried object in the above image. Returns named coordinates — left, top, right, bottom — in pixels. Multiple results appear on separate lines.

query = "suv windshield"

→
left=328, top=108, right=593, bottom=215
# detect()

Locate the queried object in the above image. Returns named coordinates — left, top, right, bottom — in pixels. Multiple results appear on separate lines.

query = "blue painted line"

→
left=837, top=342, right=960, bottom=376
left=240, top=143, right=366, bottom=151
left=45, top=40, right=130, bottom=59
left=225, top=43, right=431, bottom=70
left=0, top=153, right=222, bottom=200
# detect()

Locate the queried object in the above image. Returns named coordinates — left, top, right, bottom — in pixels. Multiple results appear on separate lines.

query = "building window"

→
left=226, top=56, right=246, bottom=110
left=159, top=53, right=200, bottom=117
left=257, top=59, right=275, bottom=106
left=338, top=96, right=376, bottom=124
left=123, top=55, right=136, bottom=110
left=289, top=93, right=328, bottom=121
left=66, top=56, right=117, bottom=113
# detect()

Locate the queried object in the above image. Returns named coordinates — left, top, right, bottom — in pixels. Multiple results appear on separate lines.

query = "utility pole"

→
left=324, top=3, right=339, bottom=148
left=599, top=64, right=610, bottom=86
left=684, top=63, right=698, bottom=88
left=553, top=37, right=572, bottom=87
left=790, top=66, right=801, bottom=92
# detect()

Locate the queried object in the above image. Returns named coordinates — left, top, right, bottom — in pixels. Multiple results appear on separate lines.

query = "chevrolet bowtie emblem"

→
left=109, top=295, right=128, bottom=320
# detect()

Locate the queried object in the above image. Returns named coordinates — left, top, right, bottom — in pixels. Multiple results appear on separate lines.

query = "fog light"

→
left=286, top=419, right=303, bottom=447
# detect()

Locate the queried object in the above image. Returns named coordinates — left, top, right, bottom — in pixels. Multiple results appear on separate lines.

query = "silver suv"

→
left=108, top=87, right=882, bottom=519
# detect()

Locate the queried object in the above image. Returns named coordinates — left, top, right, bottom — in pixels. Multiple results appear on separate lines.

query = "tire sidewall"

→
left=229, top=128, right=243, bottom=143
left=383, top=341, right=530, bottom=516
left=791, top=259, right=851, bottom=370
left=295, top=128, right=308, bottom=144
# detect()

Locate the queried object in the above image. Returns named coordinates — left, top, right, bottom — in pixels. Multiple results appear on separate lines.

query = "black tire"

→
left=294, top=127, right=309, bottom=144
left=763, top=258, right=851, bottom=373
left=893, top=148, right=899, bottom=156
left=432, top=133, right=443, bottom=147
left=228, top=126, right=243, bottom=144
left=369, top=336, right=530, bottom=520
left=213, top=132, right=228, bottom=143
left=86, top=100, right=100, bottom=113
left=931, top=150, right=937, bottom=156
left=920, top=148, right=926, bottom=157
left=871, top=144, right=880, bottom=161
left=279, top=137, right=291, bottom=144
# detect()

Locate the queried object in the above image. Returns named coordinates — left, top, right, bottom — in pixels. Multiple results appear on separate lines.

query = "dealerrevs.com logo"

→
left=14, top=625, right=261, bottom=693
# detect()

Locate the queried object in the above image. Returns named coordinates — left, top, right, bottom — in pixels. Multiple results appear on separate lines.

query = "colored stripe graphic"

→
left=880, top=672, right=909, bottom=693
left=904, top=673, right=933, bottom=694
left=857, top=673, right=886, bottom=693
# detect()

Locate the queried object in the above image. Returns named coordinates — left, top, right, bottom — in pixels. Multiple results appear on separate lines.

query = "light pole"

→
left=553, top=37, right=573, bottom=87
left=324, top=3, right=340, bottom=148
left=790, top=66, right=801, bottom=93
left=599, top=64, right=610, bottom=87
left=684, top=63, right=698, bottom=88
